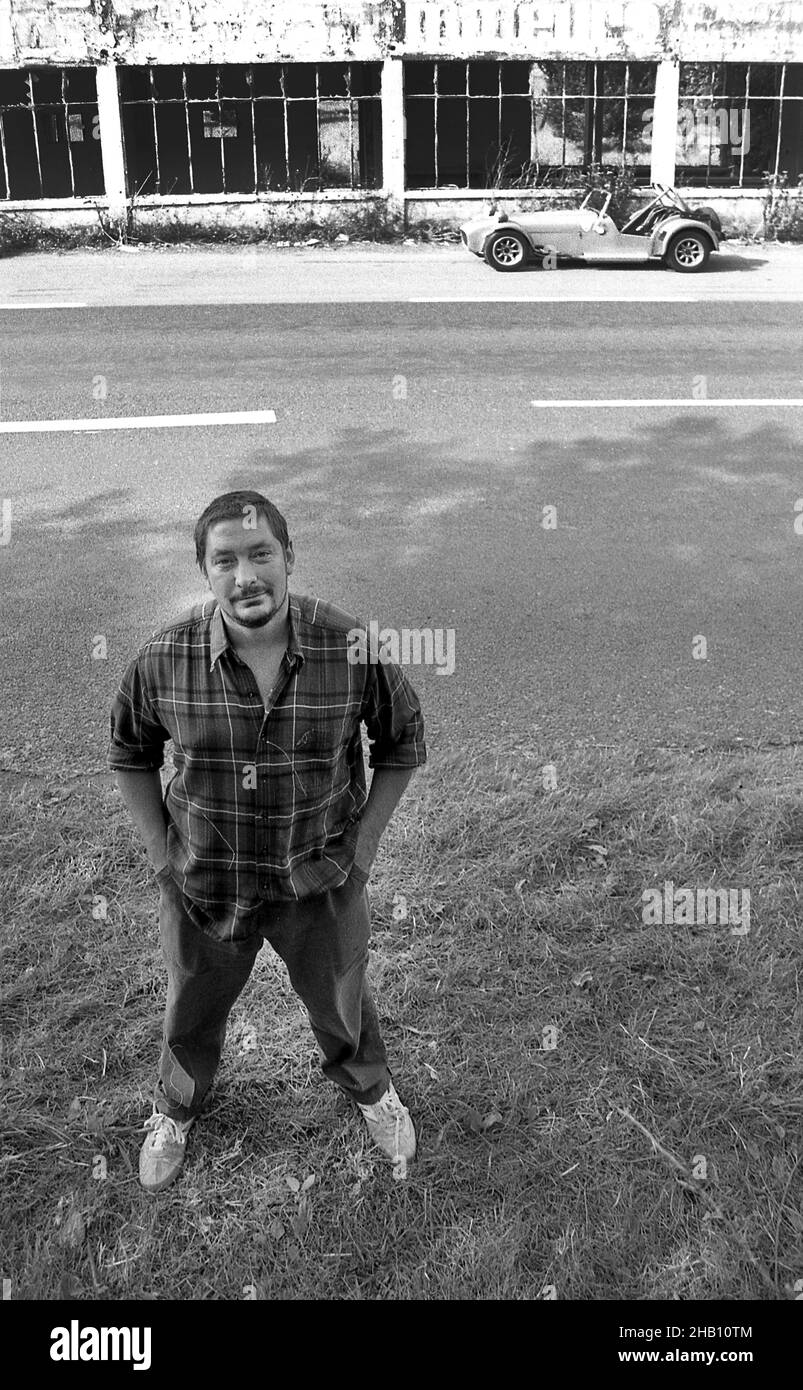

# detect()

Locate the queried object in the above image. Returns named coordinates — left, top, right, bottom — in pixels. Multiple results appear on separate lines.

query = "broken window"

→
left=119, top=64, right=382, bottom=196
left=0, top=67, right=104, bottom=199
left=404, top=60, right=656, bottom=189
left=677, top=63, right=803, bottom=187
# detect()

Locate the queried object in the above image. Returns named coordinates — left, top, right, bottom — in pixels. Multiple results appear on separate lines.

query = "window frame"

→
left=0, top=66, right=103, bottom=200
left=676, top=61, right=802, bottom=189
left=403, top=59, right=658, bottom=191
left=118, top=62, right=383, bottom=197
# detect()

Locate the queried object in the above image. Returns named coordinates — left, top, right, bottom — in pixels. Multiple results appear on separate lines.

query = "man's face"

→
left=203, top=516, right=294, bottom=630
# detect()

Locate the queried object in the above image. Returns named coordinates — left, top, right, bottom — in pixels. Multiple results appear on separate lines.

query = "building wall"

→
left=1, top=2, right=801, bottom=237
left=2, top=1, right=803, bottom=66
left=405, top=2, right=803, bottom=62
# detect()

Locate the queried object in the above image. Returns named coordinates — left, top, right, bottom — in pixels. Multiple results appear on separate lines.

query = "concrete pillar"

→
left=650, top=59, right=680, bottom=187
left=95, top=63, right=127, bottom=221
left=381, top=57, right=405, bottom=215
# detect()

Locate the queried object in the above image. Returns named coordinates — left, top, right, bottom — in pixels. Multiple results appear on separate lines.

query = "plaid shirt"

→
left=108, top=593, right=426, bottom=940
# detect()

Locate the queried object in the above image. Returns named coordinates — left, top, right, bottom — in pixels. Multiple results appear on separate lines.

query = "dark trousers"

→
left=154, top=870, right=391, bottom=1123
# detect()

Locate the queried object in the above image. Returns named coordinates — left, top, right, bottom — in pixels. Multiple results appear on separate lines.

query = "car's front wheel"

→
left=484, top=229, right=529, bottom=271
left=664, top=231, right=711, bottom=273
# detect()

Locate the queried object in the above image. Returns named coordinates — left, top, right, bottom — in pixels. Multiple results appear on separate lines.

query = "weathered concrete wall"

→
left=406, top=187, right=772, bottom=236
left=404, top=2, right=803, bottom=61
left=2, top=1, right=802, bottom=66
left=1, top=2, right=403, bottom=65
left=0, top=188, right=394, bottom=242
left=0, top=184, right=778, bottom=239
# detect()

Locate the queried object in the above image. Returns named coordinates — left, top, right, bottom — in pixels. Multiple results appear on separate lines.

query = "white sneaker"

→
left=139, top=1110, right=195, bottom=1193
left=357, top=1082, right=416, bottom=1177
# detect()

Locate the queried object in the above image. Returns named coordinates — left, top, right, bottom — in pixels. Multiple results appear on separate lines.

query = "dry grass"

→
left=0, top=202, right=406, bottom=254
left=1, top=738, right=801, bottom=1300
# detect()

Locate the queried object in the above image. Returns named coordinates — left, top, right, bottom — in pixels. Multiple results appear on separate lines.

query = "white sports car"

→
left=460, top=183, right=723, bottom=273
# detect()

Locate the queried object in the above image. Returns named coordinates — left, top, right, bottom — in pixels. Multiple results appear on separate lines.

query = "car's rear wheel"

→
left=484, top=229, right=529, bottom=271
left=664, top=230, right=711, bottom=273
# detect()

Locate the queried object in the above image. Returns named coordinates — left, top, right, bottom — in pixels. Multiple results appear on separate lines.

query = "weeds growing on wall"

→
left=762, top=172, right=803, bottom=242
left=0, top=197, right=406, bottom=253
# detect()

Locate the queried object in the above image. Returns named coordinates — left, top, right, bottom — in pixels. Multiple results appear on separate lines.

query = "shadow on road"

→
left=513, top=251, right=767, bottom=274
left=705, top=252, right=769, bottom=272
left=2, top=407, right=799, bottom=766
left=219, top=411, right=800, bottom=576
left=530, top=412, right=796, bottom=486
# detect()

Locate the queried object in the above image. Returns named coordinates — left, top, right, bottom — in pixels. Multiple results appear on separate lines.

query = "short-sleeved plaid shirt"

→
left=108, top=592, right=426, bottom=940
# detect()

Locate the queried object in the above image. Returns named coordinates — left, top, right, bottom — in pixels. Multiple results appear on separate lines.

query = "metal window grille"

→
left=119, top=63, right=382, bottom=197
left=0, top=66, right=103, bottom=199
left=404, top=60, right=657, bottom=189
left=677, top=63, right=803, bottom=188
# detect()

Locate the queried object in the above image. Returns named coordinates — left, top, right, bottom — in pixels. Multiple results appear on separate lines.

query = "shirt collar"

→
left=209, top=593, right=304, bottom=672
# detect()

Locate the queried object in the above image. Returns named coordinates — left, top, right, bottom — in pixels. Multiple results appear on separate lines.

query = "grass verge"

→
left=0, top=203, right=450, bottom=253
left=1, top=738, right=801, bottom=1300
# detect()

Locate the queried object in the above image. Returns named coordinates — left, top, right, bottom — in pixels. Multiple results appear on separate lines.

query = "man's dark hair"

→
left=194, top=491, right=291, bottom=572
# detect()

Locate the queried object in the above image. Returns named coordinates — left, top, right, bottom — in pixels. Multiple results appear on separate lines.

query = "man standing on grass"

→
left=108, top=490, right=426, bottom=1192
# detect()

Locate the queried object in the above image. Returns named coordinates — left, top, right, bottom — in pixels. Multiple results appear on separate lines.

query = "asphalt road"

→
left=1, top=299, right=801, bottom=775
left=2, top=241, right=803, bottom=306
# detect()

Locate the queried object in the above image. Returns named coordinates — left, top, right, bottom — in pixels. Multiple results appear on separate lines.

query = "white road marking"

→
left=410, top=295, right=803, bottom=303
left=530, top=398, right=803, bottom=408
left=2, top=294, right=800, bottom=308
left=0, top=302, right=88, bottom=310
left=408, top=290, right=697, bottom=298
left=0, top=409, right=277, bottom=434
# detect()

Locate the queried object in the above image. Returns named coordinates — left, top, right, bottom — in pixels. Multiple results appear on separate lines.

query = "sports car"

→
left=459, top=183, right=723, bottom=272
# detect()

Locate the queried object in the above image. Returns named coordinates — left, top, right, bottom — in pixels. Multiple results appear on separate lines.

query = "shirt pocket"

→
left=292, top=725, right=340, bottom=790
left=291, top=724, right=357, bottom=815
